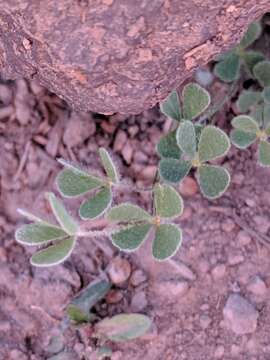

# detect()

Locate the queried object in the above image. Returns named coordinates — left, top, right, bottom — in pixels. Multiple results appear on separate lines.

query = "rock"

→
left=154, top=280, right=189, bottom=298
left=139, top=165, right=157, bottom=181
left=113, top=130, right=127, bottom=152
left=223, top=294, right=258, bottom=335
left=214, top=345, right=225, bottom=358
left=122, top=141, right=133, bottom=164
left=107, top=257, right=131, bottom=285
left=130, top=291, right=148, bottom=311
left=247, top=275, right=267, bottom=296
left=63, top=112, right=96, bottom=147
left=236, top=230, right=251, bottom=246
left=9, top=350, right=28, bottom=360
left=199, top=314, right=212, bottom=329
left=129, top=269, right=147, bottom=287
left=253, top=215, right=270, bottom=234
left=211, top=264, right=226, bottom=280
left=221, top=220, right=235, bottom=233
left=179, top=176, right=198, bottom=197
left=228, top=254, right=245, bottom=266
left=106, top=290, right=123, bottom=304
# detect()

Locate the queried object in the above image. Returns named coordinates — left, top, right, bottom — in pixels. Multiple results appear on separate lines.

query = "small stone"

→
left=223, top=294, right=258, bottom=335
left=199, top=314, right=211, bottom=329
left=247, top=275, right=267, bottom=296
left=236, top=230, right=251, bottom=246
left=130, top=291, right=148, bottom=311
left=107, top=257, right=131, bottom=285
left=128, top=125, right=139, bottom=137
left=214, top=345, right=225, bottom=358
left=122, top=141, right=133, bottom=164
left=154, top=280, right=189, bottom=298
left=179, top=176, right=198, bottom=197
left=245, top=198, right=256, bottom=207
left=198, top=259, right=210, bottom=274
left=221, top=220, right=235, bottom=233
left=129, top=269, right=147, bottom=287
left=181, top=206, right=193, bottom=221
left=228, top=254, right=244, bottom=266
left=232, top=173, right=244, bottom=185
left=139, top=165, right=157, bottom=181
left=100, top=120, right=116, bottom=134
left=253, top=215, right=270, bottom=234
left=231, top=344, right=241, bottom=357
left=10, top=350, right=28, bottom=360
left=133, top=151, right=148, bottom=164
left=211, top=264, right=226, bottom=280
left=113, top=130, right=127, bottom=152
left=106, top=290, right=123, bottom=304
left=63, top=112, right=96, bottom=147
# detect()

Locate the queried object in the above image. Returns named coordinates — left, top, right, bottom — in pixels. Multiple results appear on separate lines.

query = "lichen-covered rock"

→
left=0, top=1, right=268, bottom=114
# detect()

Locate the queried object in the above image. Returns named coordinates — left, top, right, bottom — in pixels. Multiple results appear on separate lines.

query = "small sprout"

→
left=67, top=279, right=111, bottom=324
left=57, top=147, right=119, bottom=219
left=95, top=314, right=151, bottom=342
left=237, top=90, right=262, bottom=113
left=253, top=60, right=270, bottom=87
left=231, top=113, right=270, bottom=167
left=156, top=130, right=182, bottom=159
left=107, top=184, right=184, bottom=261
left=16, top=193, right=78, bottom=266
left=160, top=90, right=181, bottom=122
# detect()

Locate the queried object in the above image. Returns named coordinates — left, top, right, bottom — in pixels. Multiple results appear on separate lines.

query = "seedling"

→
left=56, top=148, right=119, bottom=220
left=214, top=22, right=264, bottom=82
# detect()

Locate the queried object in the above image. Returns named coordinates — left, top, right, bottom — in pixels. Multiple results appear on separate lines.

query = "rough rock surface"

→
left=0, top=1, right=269, bottom=114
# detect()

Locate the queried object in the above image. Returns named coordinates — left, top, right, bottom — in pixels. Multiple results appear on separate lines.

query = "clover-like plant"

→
left=214, top=21, right=264, bottom=82
left=56, top=148, right=119, bottom=220
left=106, top=184, right=183, bottom=261
left=159, top=122, right=231, bottom=199
left=231, top=112, right=270, bottom=167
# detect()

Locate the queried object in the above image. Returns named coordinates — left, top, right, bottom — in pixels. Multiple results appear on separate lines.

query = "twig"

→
left=13, top=141, right=31, bottom=182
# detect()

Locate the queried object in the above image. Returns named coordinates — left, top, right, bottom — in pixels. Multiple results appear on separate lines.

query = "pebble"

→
left=107, top=257, right=131, bottom=285
left=63, top=112, right=96, bottom=147
left=211, top=264, right=226, bottom=280
left=154, top=280, right=189, bottom=298
left=129, top=269, right=147, bottom=287
left=221, top=220, right=235, bottom=233
left=228, top=254, right=244, bottom=266
left=236, top=230, right=251, bottom=246
left=214, top=345, right=225, bottom=358
left=113, top=130, right=127, bottom=152
left=199, top=314, right=212, bottom=329
left=106, top=289, right=123, bottom=304
left=139, top=165, right=157, bottom=181
left=253, top=215, right=270, bottom=234
left=122, top=141, right=133, bottom=164
left=223, top=294, right=258, bottom=335
left=9, top=350, right=28, bottom=360
left=247, top=275, right=267, bottom=296
left=179, top=176, right=198, bottom=197
left=130, top=291, right=148, bottom=311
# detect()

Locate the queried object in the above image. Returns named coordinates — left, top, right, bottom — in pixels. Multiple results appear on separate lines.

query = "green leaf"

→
left=236, top=90, right=262, bottom=113
left=198, top=126, right=230, bottom=162
left=56, top=169, right=103, bottom=198
left=231, top=115, right=259, bottom=133
left=160, top=90, right=181, bottom=122
left=214, top=52, right=240, bottom=82
left=99, top=148, right=119, bottom=184
left=230, top=129, right=257, bottom=149
left=30, top=236, right=76, bottom=267
left=254, top=61, right=270, bottom=87
left=152, top=224, right=182, bottom=261
left=258, top=140, right=270, bottom=167
left=159, top=158, right=192, bottom=183
left=17, top=209, right=49, bottom=224
left=242, top=51, right=265, bottom=75
left=95, top=314, right=152, bottom=342
left=262, top=86, right=270, bottom=104
left=251, top=104, right=270, bottom=128
left=111, top=224, right=151, bottom=251
left=106, top=203, right=152, bottom=223
left=154, top=184, right=183, bottom=219
left=15, top=223, right=67, bottom=246
left=239, top=22, right=262, bottom=49
left=67, top=279, right=111, bottom=323
left=182, top=83, right=210, bottom=120
left=156, top=131, right=182, bottom=159
left=176, top=120, right=196, bottom=158
left=46, top=193, right=78, bottom=235
left=197, top=165, right=230, bottom=199
left=79, top=187, right=112, bottom=220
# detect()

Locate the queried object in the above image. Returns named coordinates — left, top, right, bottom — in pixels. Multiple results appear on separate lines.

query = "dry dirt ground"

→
left=1, top=77, right=270, bottom=360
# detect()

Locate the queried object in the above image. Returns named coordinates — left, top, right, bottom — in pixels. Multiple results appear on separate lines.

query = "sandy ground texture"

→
left=1, top=77, right=270, bottom=360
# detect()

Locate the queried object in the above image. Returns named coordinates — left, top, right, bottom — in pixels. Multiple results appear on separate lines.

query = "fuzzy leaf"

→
left=57, top=169, right=103, bottom=198
left=17, top=209, right=49, bottom=224
left=67, top=279, right=111, bottom=323
left=176, top=120, right=196, bottom=158
left=198, top=126, right=230, bottom=162
left=107, top=204, right=152, bottom=223
left=30, top=236, right=76, bottom=267
left=99, top=148, right=119, bottom=184
left=214, top=52, right=240, bottom=82
left=47, top=193, right=78, bottom=235
left=152, top=224, right=182, bottom=261
left=236, top=90, right=262, bottom=113
left=254, top=61, right=270, bottom=87
left=159, top=158, right=192, bottom=183
left=95, top=314, right=151, bottom=342
left=15, top=223, right=66, bottom=246
left=157, top=131, right=182, bottom=159
left=262, top=87, right=270, bottom=104
left=251, top=104, right=270, bottom=128
left=230, top=129, right=257, bottom=149
left=154, top=184, right=183, bottom=219
left=239, top=22, right=262, bottom=49
left=232, top=115, right=259, bottom=133
left=66, top=305, right=90, bottom=323
left=79, top=187, right=112, bottom=220
left=183, top=83, right=210, bottom=120
left=160, top=90, right=181, bottom=121
left=242, top=50, right=265, bottom=75
left=198, top=165, right=230, bottom=199
left=259, top=140, right=270, bottom=167
left=111, top=224, right=151, bottom=251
